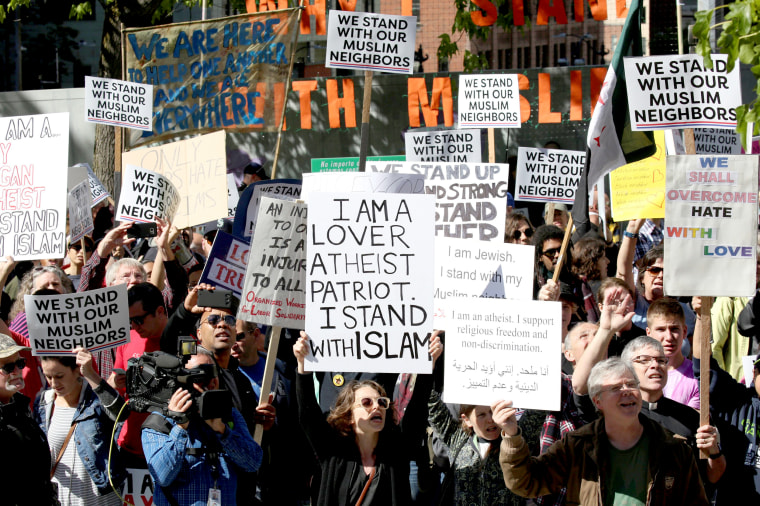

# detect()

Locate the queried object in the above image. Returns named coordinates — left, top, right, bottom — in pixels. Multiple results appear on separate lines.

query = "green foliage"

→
left=695, top=0, right=760, bottom=144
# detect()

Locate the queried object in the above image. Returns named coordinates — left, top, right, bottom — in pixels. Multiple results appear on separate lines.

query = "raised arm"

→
left=616, top=219, right=645, bottom=294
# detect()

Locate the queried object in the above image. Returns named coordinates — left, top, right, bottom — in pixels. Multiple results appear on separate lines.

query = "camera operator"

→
left=142, top=351, right=262, bottom=506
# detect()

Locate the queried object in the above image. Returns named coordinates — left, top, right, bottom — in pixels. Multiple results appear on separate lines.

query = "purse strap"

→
left=355, top=467, right=376, bottom=506
left=50, top=423, right=77, bottom=479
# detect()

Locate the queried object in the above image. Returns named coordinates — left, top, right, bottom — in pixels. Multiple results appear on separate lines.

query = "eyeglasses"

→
left=599, top=381, right=639, bottom=395
left=631, top=355, right=669, bottom=366
left=203, top=314, right=236, bottom=327
left=1, top=358, right=26, bottom=375
left=645, top=266, right=664, bottom=276
left=542, top=247, right=561, bottom=258
left=129, top=311, right=153, bottom=326
left=69, top=243, right=93, bottom=253
left=355, top=396, right=390, bottom=411
left=512, top=228, right=533, bottom=241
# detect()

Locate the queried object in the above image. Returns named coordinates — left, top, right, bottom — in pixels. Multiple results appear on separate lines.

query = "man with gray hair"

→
left=494, top=357, right=708, bottom=505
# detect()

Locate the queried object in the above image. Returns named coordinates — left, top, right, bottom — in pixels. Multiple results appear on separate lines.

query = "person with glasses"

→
left=64, top=236, right=94, bottom=291
left=0, top=333, right=59, bottom=505
left=496, top=357, right=708, bottom=505
left=504, top=213, right=535, bottom=246
left=532, top=225, right=586, bottom=321
left=293, top=331, right=442, bottom=506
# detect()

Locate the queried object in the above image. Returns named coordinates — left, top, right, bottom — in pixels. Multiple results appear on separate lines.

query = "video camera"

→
left=126, top=337, right=232, bottom=420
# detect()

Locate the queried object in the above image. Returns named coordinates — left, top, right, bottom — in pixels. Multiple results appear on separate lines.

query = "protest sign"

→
left=116, top=164, right=180, bottom=223
left=624, top=54, right=741, bottom=131
left=227, top=173, right=240, bottom=217
left=433, top=237, right=534, bottom=327
left=305, top=192, right=435, bottom=373
left=122, top=130, right=226, bottom=228
left=123, top=9, right=301, bottom=147
left=310, top=155, right=404, bottom=173
left=326, top=10, right=416, bottom=74
left=300, top=172, right=425, bottom=202
left=694, top=128, right=741, bottom=155
left=514, top=147, right=585, bottom=204
left=664, top=155, right=758, bottom=296
left=68, top=180, right=94, bottom=243
left=0, top=112, right=68, bottom=261
left=440, top=297, right=561, bottom=410
left=239, top=197, right=307, bottom=328
left=85, top=76, right=153, bottom=131
left=368, top=160, right=509, bottom=241
left=75, top=163, right=111, bottom=206
left=67, top=165, right=88, bottom=193
left=458, top=74, right=521, bottom=128
left=121, top=469, right=154, bottom=506
left=199, top=230, right=250, bottom=297
left=231, top=179, right=302, bottom=238
left=405, top=129, right=481, bottom=163
left=609, top=131, right=666, bottom=221
left=26, top=285, right=130, bottom=355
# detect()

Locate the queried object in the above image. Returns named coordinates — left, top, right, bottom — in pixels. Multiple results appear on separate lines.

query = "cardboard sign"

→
left=68, top=180, right=94, bottom=243
left=624, top=54, right=741, bottom=131
left=326, top=10, right=416, bottom=74
left=694, top=128, right=741, bottom=155
left=310, top=155, right=404, bottom=173
left=405, top=129, right=481, bottom=163
left=239, top=198, right=307, bottom=328
left=441, top=297, right=562, bottom=410
left=515, top=148, right=585, bottom=204
left=116, top=165, right=180, bottom=223
left=305, top=192, right=435, bottom=373
left=231, top=179, right=302, bottom=238
left=121, top=468, right=154, bottom=506
left=199, top=230, right=250, bottom=298
left=122, top=130, right=226, bottom=228
left=664, top=155, right=758, bottom=296
left=75, top=163, right=110, bottom=206
left=84, top=76, right=153, bottom=131
left=300, top=172, right=425, bottom=202
left=368, top=161, right=509, bottom=241
left=433, top=238, right=535, bottom=328
left=458, top=74, right=521, bottom=128
left=26, top=285, right=130, bottom=355
left=0, top=112, right=69, bottom=260
left=609, top=131, right=667, bottom=221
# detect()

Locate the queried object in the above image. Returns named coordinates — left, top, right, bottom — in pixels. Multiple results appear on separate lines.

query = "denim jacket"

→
left=35, top=379, right=129, bottom=495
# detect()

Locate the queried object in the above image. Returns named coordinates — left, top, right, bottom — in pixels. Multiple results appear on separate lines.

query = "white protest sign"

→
left=301, top=172, right=425, bottom=202
left=458, top=74, right=521, bottom=128
left=664, top=155, right=758, bottom=296
left=441, top=297, right=562, bottom=410
left=121, top=468, right=154, bottom=506
left=433, top=238, right=534, bottom=328
left=75, top=163, right=110, bottom=206
left=624, top=54, right=741, bottom=131
left=85, top=76, right=153, bottom=131
left=117, top=165, right=180, bottom=223
left=405, top=129, right=481, bottom=163
left=68, top=180, right=94, bottom=243
left=67, top=165, right=88, bottom=193
left=239, top=198, right=307, bottom=328
left=368, top=160, right=509, bottom=241
left=0, top=112, right=68, bottom=261
left=694, top=128, right=742, bottom=155
left=326, top=10, right=416, bottom=74
left=227, top=173, right=240, bottom=217
left=244, top=180, right=301, bottom=237
left=743, top=355, right=756, bottom=388
left=515, top=148, right=586, bottom=204
left=26, top=285, right=130, bottom=355
left=305, top=192, right=435, bottom=373
left=122, top=130, right=226, bottom=228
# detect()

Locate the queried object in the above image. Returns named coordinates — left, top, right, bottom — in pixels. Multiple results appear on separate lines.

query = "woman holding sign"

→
left=293, top=331, right=442, bottom=506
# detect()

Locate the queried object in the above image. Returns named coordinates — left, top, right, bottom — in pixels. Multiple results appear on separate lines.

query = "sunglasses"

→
left=203, top=314, right=236, bottom=327
left=646, top=266, right=664, bottom=275
left=355, top=396, right=390, bottom=411
left=1, top=358, right=26, bottom=374
left=129, top=311, right=153, bottom=326
left=542, top=247, right=561, bottom=258
left=69, top=243, right=93, bottom=253
left=512, top=228, right=533, bottom=241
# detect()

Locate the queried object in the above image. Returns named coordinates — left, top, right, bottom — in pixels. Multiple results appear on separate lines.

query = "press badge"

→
left=207, top=488, right=221, bottom=506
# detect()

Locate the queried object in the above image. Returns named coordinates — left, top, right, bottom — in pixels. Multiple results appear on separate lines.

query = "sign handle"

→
left=698, top=297, right=713, bottom=459
left=358, top=70, right=374, bottom=172
left=488, top=128, right=495, bottom=163
left=253, top=325, right=282, bottom=445
left=552, top=214, right=574, bottom=284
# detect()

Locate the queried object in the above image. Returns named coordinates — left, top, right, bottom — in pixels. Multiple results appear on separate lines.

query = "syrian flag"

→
left=571, top=0, right=656, bottom=233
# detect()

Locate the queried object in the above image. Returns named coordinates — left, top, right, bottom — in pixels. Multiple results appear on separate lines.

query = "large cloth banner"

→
left=305, top=192, right=435, bottom=373
left=0, top=112, right=69, bottom=260
left=441, top=297, right=562, bottom=410
left=124, top=9, right=301, bottom=147
left=664, top=155, right=758, bottom=296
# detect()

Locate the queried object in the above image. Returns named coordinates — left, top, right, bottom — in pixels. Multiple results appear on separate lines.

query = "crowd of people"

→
left=1, top=170, right=760, bottom=506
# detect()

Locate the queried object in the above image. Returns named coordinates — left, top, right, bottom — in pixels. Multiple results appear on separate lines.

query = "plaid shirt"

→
left=633, top=219, right=663, bottom=263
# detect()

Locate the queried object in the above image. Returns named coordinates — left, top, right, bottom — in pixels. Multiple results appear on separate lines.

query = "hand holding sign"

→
left=491, top=399, right=519, bottom=437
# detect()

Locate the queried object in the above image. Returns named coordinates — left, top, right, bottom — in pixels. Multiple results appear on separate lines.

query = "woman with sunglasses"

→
left=504, top=214, right=534, bottom=245
left=293, top=331, right=442, bottom=506
left=64, top=237, right=94, bottom=291
left=35, top=348, right=128, bottom=506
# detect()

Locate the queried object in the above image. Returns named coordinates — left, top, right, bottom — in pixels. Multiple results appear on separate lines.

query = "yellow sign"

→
left=610, top=131, right=666, bottom=220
